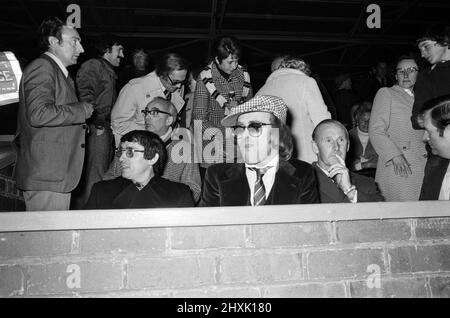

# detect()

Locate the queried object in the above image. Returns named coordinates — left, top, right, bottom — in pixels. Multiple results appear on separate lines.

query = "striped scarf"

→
left=200, top=62, right=251, bottom=108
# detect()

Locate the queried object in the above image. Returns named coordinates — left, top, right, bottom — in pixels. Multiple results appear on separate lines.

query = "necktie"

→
left=251, top=168, right=266, bottom=206
left=164, top=89, right=172, bottom=101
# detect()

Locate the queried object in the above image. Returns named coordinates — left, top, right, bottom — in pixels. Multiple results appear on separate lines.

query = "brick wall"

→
left=1, top=217, right=450, bottom=297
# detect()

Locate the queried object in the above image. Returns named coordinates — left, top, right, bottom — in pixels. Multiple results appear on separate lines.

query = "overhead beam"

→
left=146, top=39, right=207, bottom=55
left=207, top=0, right=218, bottom=57
left=87, top=0, right=103, bottom=28
left=18, top=0, right=38, bottom=27
left=339, top=0, right=369, bottom=64
left=0, top=28, right=417, bottom=45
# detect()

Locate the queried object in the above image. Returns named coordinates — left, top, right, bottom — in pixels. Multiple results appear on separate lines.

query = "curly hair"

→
left=279, top=55, right=311, bottom=76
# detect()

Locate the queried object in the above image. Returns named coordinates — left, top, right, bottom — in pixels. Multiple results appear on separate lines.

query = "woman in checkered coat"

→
left=192, top=36, right=253, bottom=170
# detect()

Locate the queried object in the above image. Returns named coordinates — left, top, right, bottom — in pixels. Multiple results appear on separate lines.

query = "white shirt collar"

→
left=245, top=155, right=279, bottom=206
left=160, top=127, right=173, bottom=142
left=44, top=52, right=69, bottom=78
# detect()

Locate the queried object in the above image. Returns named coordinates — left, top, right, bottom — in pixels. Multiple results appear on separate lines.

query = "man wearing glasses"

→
left=411, top=24, right=450, bottom=200
left=103, top=97, right=201, bottom=203
left=199, top=95, right=319, bottom=207
left=111, top=52, right=189, bottom=147
left=85, top=130, right=194, bottom=209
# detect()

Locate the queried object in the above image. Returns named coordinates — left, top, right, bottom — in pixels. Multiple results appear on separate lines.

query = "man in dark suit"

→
left=311, top=119, right=384, bottom=203
left=85, top=130, right=194, bottom=209
left=15, top=17, right=94, bottom=211
left=414, top=97, right=450, bottom=200
left=199, top=95, right=319, bottom=207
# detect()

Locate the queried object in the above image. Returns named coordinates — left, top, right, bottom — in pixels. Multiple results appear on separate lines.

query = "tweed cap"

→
left=221, top=95, right=288, bottom=127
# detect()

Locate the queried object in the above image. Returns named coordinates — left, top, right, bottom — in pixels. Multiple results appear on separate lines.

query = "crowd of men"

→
left=13, top=16, right=450, bottom=211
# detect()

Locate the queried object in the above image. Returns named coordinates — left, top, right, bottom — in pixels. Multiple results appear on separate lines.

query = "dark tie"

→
left=250, top=168, right=266, bottom=206
left=164, top=89, right=172, bottom=101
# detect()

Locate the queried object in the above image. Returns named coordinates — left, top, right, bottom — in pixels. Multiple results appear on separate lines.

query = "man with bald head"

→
left=311, top=119, right=384, bottom=203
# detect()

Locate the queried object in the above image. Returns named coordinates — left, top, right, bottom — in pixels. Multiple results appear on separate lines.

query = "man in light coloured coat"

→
left=111, top=53, right=189, bottom=147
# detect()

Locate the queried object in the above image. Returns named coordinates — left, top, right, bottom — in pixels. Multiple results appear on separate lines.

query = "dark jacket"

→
left=198, top=159, right=319, bottom=207
left=347, top=127, right=378, bottom=171
left=76, top=58, right=118, bottom=128
left=411, top=60, right=450, bottom=127
left=15, top=54, right=88, bottom=192
left=85, top=176, right=194, bottom=209
left=411, top=60, right=450, bottom=200
left=312, top=163, right=384, bottom=203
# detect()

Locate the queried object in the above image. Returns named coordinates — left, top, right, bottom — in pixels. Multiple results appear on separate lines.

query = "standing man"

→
left=311, top=119, right=384, bottom=203
left=14, top=17, right=93, bottom=211
left=103, top=97, right=202, bottom=203
left=411, top=24, right=450, bottom=200
left=74, top=34, right=124, bottom=208
left=199, top=95, right=319, bottom=207
left=111, top=53, right=189, bottom=147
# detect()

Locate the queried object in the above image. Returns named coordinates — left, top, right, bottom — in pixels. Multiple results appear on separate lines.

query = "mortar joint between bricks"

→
left=410, top=219, right=417, bottom=241
left=382, top=247, right=391, bottom=274
left=121, top=258, right=129, bottom=290
left=302, top=252, right=309, bottom=280
left=424, top=275, right=432, bottom=298
left=166, top=228, right=173, bottom=253
left=330, top=221, right=338, bottom=244
left=244, top=225, right=254, bottom=248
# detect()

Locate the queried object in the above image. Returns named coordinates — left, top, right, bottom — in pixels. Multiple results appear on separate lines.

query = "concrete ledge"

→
left=1, top=200, right=449, bottom=232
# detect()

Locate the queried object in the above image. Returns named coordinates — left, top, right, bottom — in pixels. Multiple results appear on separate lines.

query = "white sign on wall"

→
left=0, top=51, right=22, bottom=107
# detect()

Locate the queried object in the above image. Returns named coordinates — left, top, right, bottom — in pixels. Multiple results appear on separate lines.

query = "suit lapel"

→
left=221, top=164, right=251, bottom=206
left=313, top=164, right=349, bottom=203
left=269, top=161, right=300, bottom=205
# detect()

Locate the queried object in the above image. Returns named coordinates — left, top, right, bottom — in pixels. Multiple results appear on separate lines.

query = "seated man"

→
left=199, top=95, right=319, bottom=206
left=85, top=130, right=194, bottom=209
left=347, top=102, right=378, bottom=178
left=103, top=97, right=201, bottom=202
left=311, top=119, right=384, bottom=203
left=414, top=97, right=450, bottom=200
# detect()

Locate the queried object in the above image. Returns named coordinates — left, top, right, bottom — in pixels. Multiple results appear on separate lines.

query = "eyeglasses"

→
left=232, top=122, right=272, bottom=137
left=396, top=67, right=418, bottom=77
left=167, top=74, right=186, bottom=86
left=141, top=108, right=172, bottom=117
left=115, top=147, right=145, bottom=158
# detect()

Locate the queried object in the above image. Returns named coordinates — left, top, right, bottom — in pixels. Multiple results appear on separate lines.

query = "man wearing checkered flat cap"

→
left=199, top=95, right=319, bottom=206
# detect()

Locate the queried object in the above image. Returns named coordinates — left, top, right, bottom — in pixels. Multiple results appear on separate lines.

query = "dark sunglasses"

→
left=115, top=147, right=145, bottom=158
left=232, top=122, right=272, bottom=137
